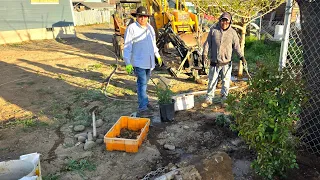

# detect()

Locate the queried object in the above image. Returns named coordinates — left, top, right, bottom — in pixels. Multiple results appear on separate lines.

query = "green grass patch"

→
left=44, top=100, right=70, bottom=121
left=7, top=43, right=24, bottom=47
left=76, top=89, right=106, bottom=102
left=241, top=35, right=281, bottom=68
left=43, top=159, right=96, bottom=179
left=70, top=89, right=107, bottom=125
left=88, top=63, right=103, bottom=70
left=5, top=117, right=48, bottom=128
left=71, top=107, right=91, bottom=126
left=106, top=85, right=135, bottom=96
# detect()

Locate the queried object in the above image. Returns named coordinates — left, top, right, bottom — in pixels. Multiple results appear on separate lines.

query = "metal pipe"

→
left=92, top=110, right=97, bottom=138
left=279, top=0, right=293, bottom=71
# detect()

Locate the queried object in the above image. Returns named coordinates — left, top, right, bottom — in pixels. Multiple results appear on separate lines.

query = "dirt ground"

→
left=1, top=24, right=320, bottom=180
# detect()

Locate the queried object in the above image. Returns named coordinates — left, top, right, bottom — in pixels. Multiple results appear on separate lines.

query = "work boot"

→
left=147, top=103, right=156, bottom=111
left=137, top=109, right=153, bottom=118
left=221, top=96, right=227, bottom=102
left=221, top=96, right=228, bottom=107
left=201, top=99, right=213, bottom=108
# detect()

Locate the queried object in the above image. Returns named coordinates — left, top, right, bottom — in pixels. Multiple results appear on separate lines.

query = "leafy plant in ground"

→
left=64, top=159, right=96, bottom=177
left=226, top=66, right=305, bottom=179
left=215, top=114, right=231, bottom=127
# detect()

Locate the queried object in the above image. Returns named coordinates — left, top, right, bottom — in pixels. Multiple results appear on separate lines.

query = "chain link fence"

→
left=286, top=23, right=303, bottom=76
left=284, top=0, right=320, bottom=155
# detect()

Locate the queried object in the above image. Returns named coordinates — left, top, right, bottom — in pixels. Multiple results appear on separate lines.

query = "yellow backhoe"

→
left=112, top=0, right=141, bottom=58
left=147, top=0, right=199, bottom=34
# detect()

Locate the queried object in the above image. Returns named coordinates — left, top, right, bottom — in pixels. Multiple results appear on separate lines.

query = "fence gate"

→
left=74, top=10, right=112, bottom=26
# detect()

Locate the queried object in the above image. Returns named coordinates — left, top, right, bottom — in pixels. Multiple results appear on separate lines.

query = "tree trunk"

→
left=237, top=23, right=246, bottom=77
left=297, top=0, right=320, bottom=155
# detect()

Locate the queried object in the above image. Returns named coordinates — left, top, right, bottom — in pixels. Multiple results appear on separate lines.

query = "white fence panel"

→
left=74, top=10, right=112, bottom=26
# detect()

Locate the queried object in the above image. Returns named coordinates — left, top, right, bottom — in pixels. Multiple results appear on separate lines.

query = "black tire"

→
left=112, top=35, right=119, bottom=56
left=115, top=35, right=124, bottom=59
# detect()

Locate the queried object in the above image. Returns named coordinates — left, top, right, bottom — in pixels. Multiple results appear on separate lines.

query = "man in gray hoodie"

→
left=202, top=12, right=246, bottom=107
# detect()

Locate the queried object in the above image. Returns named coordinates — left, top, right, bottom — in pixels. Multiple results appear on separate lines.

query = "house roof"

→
left=76, top=2, right=114, bottom=9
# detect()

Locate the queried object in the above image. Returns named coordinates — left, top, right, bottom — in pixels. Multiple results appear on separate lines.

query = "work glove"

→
left=125, top=64, right=133, bottom=74
left=157, top=56, right=163, bottom=67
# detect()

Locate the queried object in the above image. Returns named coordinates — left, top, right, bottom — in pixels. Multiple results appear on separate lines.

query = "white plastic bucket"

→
left=20, top=153, right=41, bottom=178
left=274, top=25, right=284, bottom=41
left=172, top=94, right=194, bottom=111
left=0, top=160, right=35, bottom=180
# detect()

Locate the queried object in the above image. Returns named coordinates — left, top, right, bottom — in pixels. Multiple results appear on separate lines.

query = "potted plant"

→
left=155, top=83, right=175, bottom=122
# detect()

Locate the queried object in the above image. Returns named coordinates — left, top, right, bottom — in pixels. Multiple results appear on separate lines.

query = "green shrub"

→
left=226, top=66, right=305, bottom=179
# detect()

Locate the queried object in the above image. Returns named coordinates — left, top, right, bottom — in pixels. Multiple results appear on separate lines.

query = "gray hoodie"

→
left=203, top=23, right=243, bottom=65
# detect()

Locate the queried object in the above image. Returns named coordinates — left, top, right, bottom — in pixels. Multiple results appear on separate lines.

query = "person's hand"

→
left=157, top=57, right=163, bottom=66
left=241, top=57, right=247, bottom=66
left=125, top=64, right=133, bottom=74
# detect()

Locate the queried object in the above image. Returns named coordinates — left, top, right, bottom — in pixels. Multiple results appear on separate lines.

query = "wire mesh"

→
left=260, top=20, right=284, bottom=39
left=285, top=0, right=320, bottom=155
left=286, top=23, right=303, bottom=76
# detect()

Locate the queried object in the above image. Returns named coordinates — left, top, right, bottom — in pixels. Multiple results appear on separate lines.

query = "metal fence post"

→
left=279, top=0, right=293, bottom=71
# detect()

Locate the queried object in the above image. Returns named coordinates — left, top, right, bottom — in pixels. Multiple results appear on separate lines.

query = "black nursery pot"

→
left=159, top=99, right=175, bottom=122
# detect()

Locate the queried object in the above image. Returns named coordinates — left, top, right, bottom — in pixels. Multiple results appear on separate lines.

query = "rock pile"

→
left=73, top=119, right=105, bottom=150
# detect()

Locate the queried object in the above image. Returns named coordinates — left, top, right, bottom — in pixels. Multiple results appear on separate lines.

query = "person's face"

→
left=137, top=15, right=148, bottom=27
left=220, top=18, right=230, bottom=30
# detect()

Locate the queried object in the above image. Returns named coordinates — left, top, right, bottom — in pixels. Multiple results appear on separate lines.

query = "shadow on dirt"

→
left=0, top=59, right=88, bottom=160
left=17, top=59, right=104, bottom=83
left=54, top=37, right=116, bottom=63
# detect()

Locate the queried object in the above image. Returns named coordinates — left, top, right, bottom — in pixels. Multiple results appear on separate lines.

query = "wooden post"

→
left=238, top=23, right=247, bottom=78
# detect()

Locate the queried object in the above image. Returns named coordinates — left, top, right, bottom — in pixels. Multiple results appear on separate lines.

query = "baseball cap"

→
left=219, top=12, right=231, bottom=21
